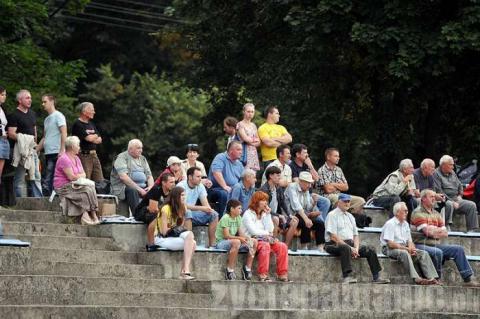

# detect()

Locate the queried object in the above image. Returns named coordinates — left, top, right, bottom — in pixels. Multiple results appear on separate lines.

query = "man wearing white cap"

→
left=325, top=193, right=390, bottom=284
left=154, top=155, right=185, bottom=185
left=284, top=171, right=325, bottom=251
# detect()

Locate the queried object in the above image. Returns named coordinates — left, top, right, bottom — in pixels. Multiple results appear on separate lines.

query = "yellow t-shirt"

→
left=257, top=123, right=288, bottom=161
left=155, top=205, right=178, bottom=236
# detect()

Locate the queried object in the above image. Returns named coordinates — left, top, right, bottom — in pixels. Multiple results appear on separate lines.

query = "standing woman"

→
left=237, top=103, right=260, bottom=171
left=242, top=191, right=289, bottom=282
left=155, top=186, right=197, bottom=280
left=0, top=86, right=9, bottom=184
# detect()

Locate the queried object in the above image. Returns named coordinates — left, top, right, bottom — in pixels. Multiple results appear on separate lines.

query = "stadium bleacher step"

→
left=12, top=234, right=119, bottom=251
left=2, top=221, right=89, bottom=237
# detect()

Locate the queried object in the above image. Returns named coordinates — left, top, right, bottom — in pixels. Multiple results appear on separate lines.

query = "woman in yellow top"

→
left=155, top=186, right=196, bottom=280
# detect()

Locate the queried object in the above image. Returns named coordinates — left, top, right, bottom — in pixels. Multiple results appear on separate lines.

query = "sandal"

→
left=258, top=276, right=272, bottom=282
left=179, top=272, right=195, bottom=280
left=414, top=278, right=431, bottom=285
left=277, top=276, right=292, bottom=283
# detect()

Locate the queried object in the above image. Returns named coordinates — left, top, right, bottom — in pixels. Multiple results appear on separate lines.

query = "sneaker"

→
left=463, top=280, right=480, bottom=287
left=342, top=276, right=358, bottom=284
left=242, top=265, right=252, bottom=281
left=372, top=277, right=390, bottom=284
left=225, top=268, right=236, bottom=280
left=146, top=244, right=159, bottom=252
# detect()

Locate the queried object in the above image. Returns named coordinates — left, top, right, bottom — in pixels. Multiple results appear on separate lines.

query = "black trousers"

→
left=325, top=240, right=382, bottom=277
left=125, top=186, right=141, bottom=213
left=296, top=214, right=325, bottom=245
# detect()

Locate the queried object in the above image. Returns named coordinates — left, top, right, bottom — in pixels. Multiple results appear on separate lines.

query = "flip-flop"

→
left=277, top=276, right=293, bottom=283
left=179, top=273, right=195, bottom=280
left=259, top=276, right=272, bottom=282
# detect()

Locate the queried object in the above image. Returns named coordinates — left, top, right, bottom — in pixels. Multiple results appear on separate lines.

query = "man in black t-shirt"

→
left=7, top=89, right=42, bottom=197
left=71, top=102, right=104, bottom=181
left=134, top=173, right=176, bottom=251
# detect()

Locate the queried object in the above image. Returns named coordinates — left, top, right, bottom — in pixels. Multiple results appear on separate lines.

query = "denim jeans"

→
left=316, top=195, right=331, bottom=221
left=14, top=152, right=42, bottom=198
left=207, top=187, right=229, bottom=218
left=415, top=243, right=473, bottom=280
left=42, top=154, right=57, bottom=196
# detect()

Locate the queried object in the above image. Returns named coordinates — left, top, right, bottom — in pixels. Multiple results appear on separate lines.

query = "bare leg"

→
left=0, top=159, right=5, bottom=180
left=245, top=239, right=258, bottom=269
left=284, top=216, right=299, bottom=246
left=227, top=239, right=240, bottom=269
left=182, top=232, right=196, bottom=274
left=272, top=216, right=280, bottom=237
left=208, top=218, right=218, bottom=247
left=147, top=220, right=156, bottom=245
left=184, top=219, right=193, bottom=230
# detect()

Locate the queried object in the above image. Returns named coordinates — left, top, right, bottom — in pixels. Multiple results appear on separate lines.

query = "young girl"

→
left=155, top=186, right=196, bottom=280
left=215, top=199, right=257, bottom=280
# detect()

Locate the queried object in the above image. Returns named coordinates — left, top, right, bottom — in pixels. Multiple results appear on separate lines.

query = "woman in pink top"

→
left=54, top=136, right=99, bottom=225
left=236, top=103, right=260, bottom=171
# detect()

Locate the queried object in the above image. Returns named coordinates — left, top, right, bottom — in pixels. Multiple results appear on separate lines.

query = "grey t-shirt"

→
left=44, top=111, right=66, bottom=154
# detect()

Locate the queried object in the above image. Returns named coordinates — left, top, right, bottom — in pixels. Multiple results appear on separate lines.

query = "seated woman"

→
left=242, top=191, right=289, bottom=282
left=155, top=186, right=196, bottom=280
left=215, top=199, right=257, bottom=280
left=53, top=136, right=99, bottom=225
left=180, top=143, right=212, bottom=188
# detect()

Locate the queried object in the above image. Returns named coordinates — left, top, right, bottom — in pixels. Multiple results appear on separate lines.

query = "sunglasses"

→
left=187, top=144, right=198, bottom=147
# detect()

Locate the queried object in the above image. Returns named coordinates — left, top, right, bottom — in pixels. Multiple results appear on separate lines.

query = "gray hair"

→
left=399, top=159, right=413, bottom=171
left=65, top=136, right=80, bottom=151
left=420, top=158, right=435, bottom=169
left=128, top=139, right=142, bottom=150
left=439, top=155, right=454, bottom=166
left=393, top=202, right=407, bottom=216
left=77, top=102, right=93, bottom=114
left=241, top=168, right=256, bottom=179
left=420, top=188, right=435, bottom=199
left=16, top=89, right=30, bottom=102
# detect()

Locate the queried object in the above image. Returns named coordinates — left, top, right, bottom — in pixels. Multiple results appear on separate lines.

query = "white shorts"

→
left=154, top=230, right=193, bottom=250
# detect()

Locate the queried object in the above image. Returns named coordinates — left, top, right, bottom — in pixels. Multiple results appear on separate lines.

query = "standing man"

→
left=317, top=147, right=365, bottom=214
left=179, top=167, right=219, bottom=248
left=110, top=139, right=154, bottom=213
left=325, top=193, right=390, bottom=284
left=433, top=155, right=479, bottom=232
left=7, top=89, right=42, bottom=197
left=37, top=94, right=67, bottom=196
left=223, top=116, right=238, bottom=148
left=71, top=102, right=103, bottom=182
left=207, top=141, right=244, bottom=216
left=258, top=106, right=292, bottom=166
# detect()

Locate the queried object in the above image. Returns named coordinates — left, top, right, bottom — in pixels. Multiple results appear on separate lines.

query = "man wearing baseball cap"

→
left=325, top=193, right=390, bottom=284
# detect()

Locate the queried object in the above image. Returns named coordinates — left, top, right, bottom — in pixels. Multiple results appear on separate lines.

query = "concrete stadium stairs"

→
left=0, top=200, right=479, bottom=318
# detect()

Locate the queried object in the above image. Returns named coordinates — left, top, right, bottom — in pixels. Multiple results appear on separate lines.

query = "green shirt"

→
left=215, top=214, right=242, bottom=242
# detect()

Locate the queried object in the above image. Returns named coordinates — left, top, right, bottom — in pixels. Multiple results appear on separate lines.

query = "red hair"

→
left=248, top=191, right=269, bottom=212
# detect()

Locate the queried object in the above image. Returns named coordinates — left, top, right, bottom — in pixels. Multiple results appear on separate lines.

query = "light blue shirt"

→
left=208, top=152, right=244, bottom=188
left=177, top=180, right=208, bottom=206
left=229, top=181, right=255, bottom=212
left=44, top=111, right=66, bottom=155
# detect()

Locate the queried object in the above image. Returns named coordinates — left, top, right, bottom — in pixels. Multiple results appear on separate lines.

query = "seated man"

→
left=381, top=202, right=438, bottom=285
left=317, top=147, right=365, bottom=214
left=433, top=155, right=479, bottom=232
left=260, top=166, right=299, bottom=246
left=261, top=144, right=292, bottom=187
left=178, top=167, right=219, bottom=248
left=289, top=143, right=331, bottom=217
left=207, top=140, right=244, bottom=216
left=229, top=168, right=256, bottom=213
left=154, top=156, right=184, bottom=185
left=411, top=189, right=479, bottom=286
left=371, top=158, right=418, bottom=218
left=133, top=173, right=175, bottom=251
left=284, top=172, right=325, bottom=251
left=110, top=139, right=154, bottom=212
left=325, top=193, right=390, bottom=284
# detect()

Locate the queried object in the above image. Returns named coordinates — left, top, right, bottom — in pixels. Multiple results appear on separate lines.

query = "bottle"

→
left=199, top=229, right=206, bottom=248
left=0, top=218, right=3, bottom=238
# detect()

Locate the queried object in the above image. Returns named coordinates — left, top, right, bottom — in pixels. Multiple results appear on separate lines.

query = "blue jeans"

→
left=14, top=152, right=42, bottom=198
left=416, top=243, right=473, bottom=280
left=185, top=210, right=219, bottom=226
left=316, top=195, right=331, bottom=222
left=42, top=154, right=57, bottom=196
left=207, top=187, right=229, bottom=218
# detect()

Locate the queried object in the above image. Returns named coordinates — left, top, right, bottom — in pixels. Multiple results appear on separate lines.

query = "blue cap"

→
left=338, top=193, right=352, bottom=202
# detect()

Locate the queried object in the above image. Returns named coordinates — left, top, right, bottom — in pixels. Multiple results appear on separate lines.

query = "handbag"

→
left=166, top=226, right=188, bottom=238
left=72, top=177, right=95, bottom=187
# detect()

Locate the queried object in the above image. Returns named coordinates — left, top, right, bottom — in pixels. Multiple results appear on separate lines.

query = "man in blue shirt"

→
left=208, top=141, right=244, bottom=216
left=229, top=168, right=256, bottom=213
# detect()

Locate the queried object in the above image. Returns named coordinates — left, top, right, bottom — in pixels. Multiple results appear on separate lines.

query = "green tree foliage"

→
left=81, top=64, right=212, bottom=176
left=167, top=0, right=480, bottom=195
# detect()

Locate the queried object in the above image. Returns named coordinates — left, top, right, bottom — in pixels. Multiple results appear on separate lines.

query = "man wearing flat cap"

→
left=325, top=193, right=390, bottom=284
left=284, top=171, right=325, bottom=251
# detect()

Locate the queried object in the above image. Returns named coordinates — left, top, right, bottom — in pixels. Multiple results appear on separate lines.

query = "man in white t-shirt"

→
left=180, top=166, right=219, bottom=247
left=37, top=94, right=67, bottom=196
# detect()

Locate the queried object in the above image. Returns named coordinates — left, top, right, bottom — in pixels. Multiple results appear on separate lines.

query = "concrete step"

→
left=137, top=250, right=480, bottom=286
left=0, top=306, right=476, bottom=319
left=13, top=196, right=129, bottom=216
left=364, top=208, right=479, bottom=232
left=12, top=234, right=119, bottom=251
left=3, top=221, right=90, bottom=237
left=31, top=248, right=139, bottom=264
left=0, top=208, right=65, bottom=223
